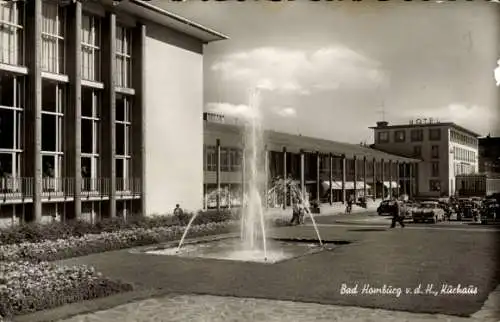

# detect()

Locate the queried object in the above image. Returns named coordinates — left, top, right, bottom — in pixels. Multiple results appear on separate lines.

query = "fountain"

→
left=145, top=89, right=326, bottom=263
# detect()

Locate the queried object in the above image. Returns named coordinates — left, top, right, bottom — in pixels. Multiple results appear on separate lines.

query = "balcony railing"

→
left=0, top=177, right=141, bottom=202
left=116, top=178, right=141, bottom=197
left=81, top=178, right=111, bottom=198
left=0, top=177, right=33, bottom=201
left=42, top=177, right=74, bottom=198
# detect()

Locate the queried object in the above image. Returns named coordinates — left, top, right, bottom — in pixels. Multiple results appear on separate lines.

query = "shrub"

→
left=0, top=209, right=239, bottom=245
left=0, top=261, right=133, bottom=317
left=0, top=221, right=237, bottom=262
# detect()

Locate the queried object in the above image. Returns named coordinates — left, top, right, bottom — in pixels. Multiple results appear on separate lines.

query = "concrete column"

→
left=396, top=161, right=400, bottom=197
left=300, top=149, right=305, bottom=198
left=381, top=159, right=385, bottom=199
left=216, top=139, right=221, bottom=212
left=341, top=154, right=346, bottom=203
left=264, top=146, right=269, bottom=209
left=372, top=158, right=377, bottom=199
left=101, top=12, right=117, bottom=217
left=25, top=0, right=42, bottom=222
left=353, top=155, right=357, bottom=200
left=363, top=156, right=367, bottom=198
left=241, top=147, right=246, bottom=205
left=409, top=162, right=413, bottom=198
left=66, top=1, right=82, bottom=220
left=329, top=153, right=333, bottom=205
left=282, top=147, right=287, bottom=209
left=316, top=152, right=320, bottom=205
left=132, top=23, right=146, bottom=216
left=389, top=160, right=393, bottom=199
left=403, top=162, right=407, bottom=196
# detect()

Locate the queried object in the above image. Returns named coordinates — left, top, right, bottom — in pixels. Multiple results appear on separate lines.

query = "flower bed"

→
left=0, top=209, right=238, bottom=245
left=0, top=261, right=133, bottom=318
left=0, top=221, right=238, bottom=262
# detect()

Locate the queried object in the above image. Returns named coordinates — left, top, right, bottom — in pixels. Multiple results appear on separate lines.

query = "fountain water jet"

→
left=174, top=88, right=324, bottom=261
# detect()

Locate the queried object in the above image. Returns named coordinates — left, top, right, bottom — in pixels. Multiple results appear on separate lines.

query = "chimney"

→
left=376, top=121, right=389, bottom=127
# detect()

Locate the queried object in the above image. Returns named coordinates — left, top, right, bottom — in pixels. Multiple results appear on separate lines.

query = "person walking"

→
left=346, top=195, right=354, bottom=214
left=290, top=199, right=300, bottom=225
left=390, top=198, right=405, bottom=228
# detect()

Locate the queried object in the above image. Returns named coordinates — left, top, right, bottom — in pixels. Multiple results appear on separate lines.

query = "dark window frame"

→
left=394, top=130, right=405, bottom=143
left=429, top=128, right=441, bottom=141
left=377, top=131, right=389, bottom=143
left=410, top=129, right=423, bottom=142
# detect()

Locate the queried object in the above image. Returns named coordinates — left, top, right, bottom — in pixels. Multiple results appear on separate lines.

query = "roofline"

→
left=204, top=122, right=420, bottom=163
left=369, top=122, right=482, bottom=138
left=130, top=0, right=229, bottom=43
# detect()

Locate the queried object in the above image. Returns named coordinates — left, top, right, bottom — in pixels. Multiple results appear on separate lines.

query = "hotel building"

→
left=203, top=114, right=419, bottom=209
left=370, top=120, right=480, bottom=197
left=0, top=0, right=226, bottom=226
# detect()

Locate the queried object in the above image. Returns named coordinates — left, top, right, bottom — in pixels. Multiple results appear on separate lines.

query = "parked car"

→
left=480, top=201, right=499, bottom=224
left=377, top=200, right=396, bottom=216
left=402, top=201, right=417, bottom=219
left=412, top=201, right=445, bottom=223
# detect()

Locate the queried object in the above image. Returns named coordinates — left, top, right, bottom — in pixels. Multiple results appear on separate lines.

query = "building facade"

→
left=370, top=120, right=480, bottom=197
left=479, top=135, right=500, bottom=177
left=204, top=114, right=419, bottom=209
left=0, top=0, right=226, bottom=226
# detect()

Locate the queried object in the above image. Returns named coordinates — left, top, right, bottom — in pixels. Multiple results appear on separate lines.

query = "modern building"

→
left=479, top=135, right=500, bottom=177
left=204, top=113, right=419, bottom=209
left=370, top=119, right=480, bottom=197
left=0, top=0, right=227, bottom=226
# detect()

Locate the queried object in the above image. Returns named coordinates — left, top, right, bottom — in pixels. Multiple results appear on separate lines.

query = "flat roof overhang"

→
left=103, top=0, right=229, bottom=43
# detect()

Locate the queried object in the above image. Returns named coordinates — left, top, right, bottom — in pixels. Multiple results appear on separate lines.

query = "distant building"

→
left=204, top=113, right=419, bottom=209
left=370, top=119, right=480, bottom=197
left=479, top=135, right=500, bottom=177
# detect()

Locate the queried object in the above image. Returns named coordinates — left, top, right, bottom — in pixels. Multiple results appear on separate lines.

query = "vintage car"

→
left=412, top=201, right=445, bottom=223
left=480, top=202, right=499, bottom=224
left=402, top=202, right=417, bottom=219
left=377, top=200, right=396, bottom=216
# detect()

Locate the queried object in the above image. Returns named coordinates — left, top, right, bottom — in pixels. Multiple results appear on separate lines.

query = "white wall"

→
left=144, top=27, right=204, bottom=215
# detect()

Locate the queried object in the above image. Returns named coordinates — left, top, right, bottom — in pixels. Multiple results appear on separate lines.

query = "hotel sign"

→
left=409, top=118, right=440, bottom=125
left=203, top=112, right=225, bottom=123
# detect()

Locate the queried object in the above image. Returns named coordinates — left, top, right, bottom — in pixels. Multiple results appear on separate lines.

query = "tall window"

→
left=205, top=145, right=216, bottom=171
left=220, top=148, right=228, bottom=172
left=115, top=94, right=131, bottom=190
left=377, top=131, right=389, bottom=143
left=41, top=80, right=65, bottom=190
left=0, top=73, right=23, bottom=189
left=81, top=13, right=100, bottom=81
left=42, top=1, right=65, bottom=74
left=431, top=162, right=440, bottom=177
left=115, top=25, right=131, bottom=88
left=394, top=130, right=405, bottom=143
left=410, top=129, right=423, bottom=142
left=429, top=128, right=441, bottom=141
left=81, top=87, right=100, bottom=191
left=0, top=1, right=24, bottom=66
left=431, top=145, right=439, bottom=159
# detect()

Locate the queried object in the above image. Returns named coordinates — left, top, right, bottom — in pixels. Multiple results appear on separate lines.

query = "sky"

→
left=155, top=0, right=500, bottom=144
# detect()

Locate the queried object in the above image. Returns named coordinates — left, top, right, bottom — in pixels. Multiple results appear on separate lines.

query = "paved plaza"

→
left=15, top=211, right=499, bottom=322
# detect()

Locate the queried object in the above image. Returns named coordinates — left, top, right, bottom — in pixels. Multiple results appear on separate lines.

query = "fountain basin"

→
left=140, top=237, right=339, bottom=264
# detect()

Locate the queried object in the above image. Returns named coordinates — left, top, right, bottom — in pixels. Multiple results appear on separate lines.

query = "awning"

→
left=383, top=181, right=400, bottom=188
left=322, top=181, right=371, bottom=190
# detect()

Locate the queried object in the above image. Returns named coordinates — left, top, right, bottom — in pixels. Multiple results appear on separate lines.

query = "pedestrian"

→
left=346, top=195, right=354, bottom=214
left=290, top=199, right=300, bottom=225
left=174, top=204, right=187, bottom=225
left=390, top=198, right=405, bottom=228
